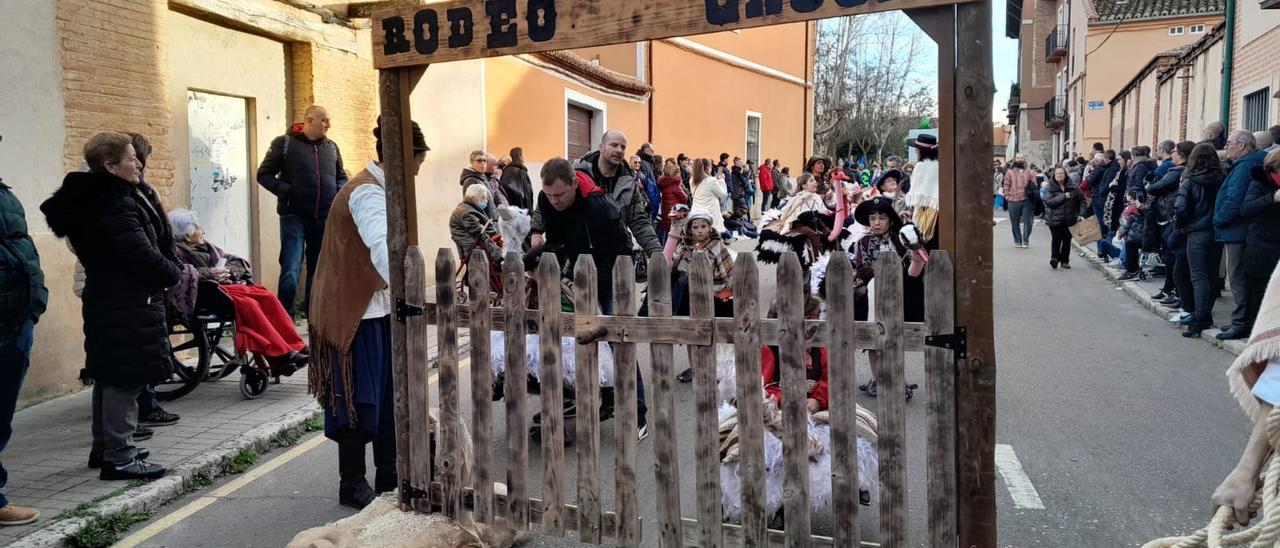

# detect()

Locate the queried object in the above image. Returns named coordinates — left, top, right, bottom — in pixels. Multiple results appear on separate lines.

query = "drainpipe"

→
left=1220, top=0, right=1235, bottom=126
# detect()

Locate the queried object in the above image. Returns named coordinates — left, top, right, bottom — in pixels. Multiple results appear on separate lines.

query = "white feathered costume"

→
left=488, top=332, right=615, bottom=387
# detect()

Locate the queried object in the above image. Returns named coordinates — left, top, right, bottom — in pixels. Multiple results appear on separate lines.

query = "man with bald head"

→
left=530, top=130, right=662, bottom=257
left=1214, top=130, right=1268, bottom=339
left=257, top=104, right=348, bottom=317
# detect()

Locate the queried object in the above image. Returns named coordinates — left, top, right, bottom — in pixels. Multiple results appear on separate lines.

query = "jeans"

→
left=761, top=190, right=777, bottom=212
left=277, top=213, right=327, bottom=318
left=1171, top=251, right=1195, bottom=313
left=0, top=321, right=35, bottom=507
left=1187, top=231, right=1222, bottom=329
left=1223, top=243, right=1253, bottom=330
left=137, top=384, right=161, bottom=416
left=1049, top=225, right=1073, bottom=264
left=1096, top=229, right=1121, bottom=261
left=1124, top=240, right=1142, bottom=272
left=1007, top=200, right=1034, bottom=245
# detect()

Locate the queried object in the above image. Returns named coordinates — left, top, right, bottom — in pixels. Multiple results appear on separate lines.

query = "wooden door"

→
left=567, top=104, right=594, bottom=161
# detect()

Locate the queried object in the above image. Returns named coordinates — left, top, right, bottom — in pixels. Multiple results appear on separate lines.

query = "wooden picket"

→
left=410, top=248, right=958, bottom=547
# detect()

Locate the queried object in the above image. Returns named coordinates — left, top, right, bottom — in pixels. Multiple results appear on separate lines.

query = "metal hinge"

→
left=400, top=479, right=430, bottom=505
left=395, top=299, right=423, bottom=322
left=924, top=326, right=967, bottom=359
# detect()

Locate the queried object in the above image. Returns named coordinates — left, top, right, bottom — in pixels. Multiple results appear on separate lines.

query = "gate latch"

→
left=924, top=326, right=967, bottom=359
left=396, top=299, right=424, bottom=322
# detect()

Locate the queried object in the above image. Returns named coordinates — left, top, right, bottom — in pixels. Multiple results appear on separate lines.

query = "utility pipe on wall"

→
left=1220, top=0, right=1235, bottom=126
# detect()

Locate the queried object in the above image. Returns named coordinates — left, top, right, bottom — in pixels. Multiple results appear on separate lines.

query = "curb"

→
left=1070, top=240, right=1248, bottom=356
left=11, top=403, right=322, bottom=547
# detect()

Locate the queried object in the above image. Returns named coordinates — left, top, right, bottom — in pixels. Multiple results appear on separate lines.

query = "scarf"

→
left=767, top=191, right=830, bottom=236
left=903, top=159, right=940, bottom=240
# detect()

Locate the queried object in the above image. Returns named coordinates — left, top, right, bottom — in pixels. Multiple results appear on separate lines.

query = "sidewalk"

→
left=3, top=320, right=468, bottom=546
left=1070, top=240, right=1248, bottom=357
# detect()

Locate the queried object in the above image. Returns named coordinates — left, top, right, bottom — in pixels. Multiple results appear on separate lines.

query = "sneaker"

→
left=1118, top=271, right=1140, bottom=281
left=100, top=457, right=165, bottom=481
left=0, top=504, right=40, bottom=526
left=637, top=418, right=649, bottom=442
left=135, top=426, right=154, bottom=441
left=1169, top=313, right=1193, bottom=325
left=1050, top=258, right=1059, bottom=269
left=1153, top=291, right=1171, bottom=301
left=89, top=448, right=149, bottom=469
left=1061, top=263, right=1071, bottom=269
left=676, top=368, right=693, bottom=383
left=139, top=409, right=180, bottom=427
left=1158, top=295, right=1180, bottom=306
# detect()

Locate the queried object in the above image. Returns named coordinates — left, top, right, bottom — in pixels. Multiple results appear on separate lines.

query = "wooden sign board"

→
left=370, top=0, right=975, bottom=68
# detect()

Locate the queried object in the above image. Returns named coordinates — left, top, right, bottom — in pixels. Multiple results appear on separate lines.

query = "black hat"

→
left=875, top=169, right=904, bottom=192
left=911, top=134, right=938, bottom=150
left=854, top=196, right=903, bottom=227
left=373, top=116, right=430, bottom=153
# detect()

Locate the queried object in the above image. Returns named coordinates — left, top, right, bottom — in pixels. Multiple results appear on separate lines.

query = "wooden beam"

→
left=170, top=0, right=360, bottom=53
left=952, top=1, right=998, bottom=546
left=370, top=0, right=980, bottom=68
left=906, top=6, right=956, bottom=255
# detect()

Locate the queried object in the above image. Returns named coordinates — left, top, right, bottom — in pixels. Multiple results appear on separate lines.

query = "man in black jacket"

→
left=0, top=154, right=48, bottom=524
left=256, top=105, right=348, bottom=317
left=527, top=158, right=648, bottom=440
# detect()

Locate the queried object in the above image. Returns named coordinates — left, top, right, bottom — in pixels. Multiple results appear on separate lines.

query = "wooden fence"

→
left=397, top=247, right=959, bottom=547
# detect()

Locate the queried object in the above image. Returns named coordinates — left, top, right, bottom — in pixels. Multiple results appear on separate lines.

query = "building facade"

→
left=1005, top=0, right=1062, bottom=168
left=1108, top=46, right=1189, bottom=149
left=1153, top=23, right=1225, bottom=142
left=2, top=0, right=815, bottom=407
left=1229, top=0, right=1280, bottom=131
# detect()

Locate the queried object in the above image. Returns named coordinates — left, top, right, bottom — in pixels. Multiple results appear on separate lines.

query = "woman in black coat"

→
left=1172, top=143, right=1226, bottom=337
left=1239, top=150, right=1280, bottom=331
left=1043, top=166, right=1090, bottom=269
left=41, top=132, right=180, bottom=480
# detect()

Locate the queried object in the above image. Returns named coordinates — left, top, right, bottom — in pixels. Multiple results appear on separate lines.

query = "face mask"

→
left=477, top=201, right=489, bottom=209
left=882, top=191, right=896, bottom=198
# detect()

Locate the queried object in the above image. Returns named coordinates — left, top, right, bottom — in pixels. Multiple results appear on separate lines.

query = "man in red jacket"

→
left=759, top=158, right=777, bottom=212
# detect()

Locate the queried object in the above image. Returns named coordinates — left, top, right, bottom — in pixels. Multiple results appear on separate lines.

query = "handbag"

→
left=634, top=252, right=649, bottom=283
left=1069, top=220, right=1102, bottom=245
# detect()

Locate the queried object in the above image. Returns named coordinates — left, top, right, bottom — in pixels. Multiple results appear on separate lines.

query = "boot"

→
left=374, top=466, right=398, bottom=494
left=337, top=434, right=374, bottom=509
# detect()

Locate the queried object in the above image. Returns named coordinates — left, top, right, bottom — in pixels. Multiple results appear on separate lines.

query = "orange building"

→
left=410, top=26, right=817, bottom=257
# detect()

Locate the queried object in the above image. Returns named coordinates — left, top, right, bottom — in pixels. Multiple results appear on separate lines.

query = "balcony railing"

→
left=1044, top=95, right=1067, bottom=129
left=1045, top=25, right=1068, bottom=62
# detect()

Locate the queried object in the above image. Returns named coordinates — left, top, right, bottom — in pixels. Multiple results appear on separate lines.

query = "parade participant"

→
left=848, top=196, right=926, bottom=398
left=757, top=173, right=833, bottom=267
left=874, top=168, right=910, bottom=220
left=308, top=119, right=428, bottom=509
left=804, top=155, right=832, bottom=193
left=903, top=134, right=942, bottom=245
left=669, top=209, right=736, bottom=383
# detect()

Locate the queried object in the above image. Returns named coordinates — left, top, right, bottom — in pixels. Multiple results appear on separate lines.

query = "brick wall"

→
left=1230, top=23, right=1280, bottom=129
left=289, top=42, right=379, bottom=170
left=56, top=0, right=175, bottom=197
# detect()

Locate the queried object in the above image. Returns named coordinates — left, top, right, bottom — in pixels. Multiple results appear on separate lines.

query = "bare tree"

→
left=813, top=13, right=936, bottom=163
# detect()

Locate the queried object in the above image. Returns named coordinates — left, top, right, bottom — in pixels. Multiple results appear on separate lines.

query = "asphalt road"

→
left=120, top=217, right=1253, bottom=547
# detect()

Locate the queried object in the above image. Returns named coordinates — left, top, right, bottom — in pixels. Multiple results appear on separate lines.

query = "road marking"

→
left=995, top=444, right=1045, bottom=509
left=115, top=358, right=472, bottom=546
left=993, top=217, right=1006, bottom=224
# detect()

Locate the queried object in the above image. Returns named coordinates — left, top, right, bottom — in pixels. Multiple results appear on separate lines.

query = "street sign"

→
left=1088, top=100, right=1105, bottom=110
left=371, top=0, right=980, bottom=68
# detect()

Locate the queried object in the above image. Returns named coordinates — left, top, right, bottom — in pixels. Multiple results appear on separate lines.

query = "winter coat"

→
left=174, top=240, right=252, bottom=284
left=758, top=165, right=775, bottom=192
left=638, top=172, right=662, bottom=223
left=1145, top=164, right=1183, bottom=248
left=449, top=202, right=504, bottom=263
left=499, top=163, right=534, bottom=211
left=1105, top=167, right=1129, bottom=231
left=570, top=151, right=662, bottom=254
left=256, top=130, right=348, bottom=218
left=1215, top=149, right=1268, bottom=243
left=534, top=171, right=632, bottom=286
left=459, top=168, right=499, bottom=218
left=1127, top=158, right=1157, bottom=194
left=658, top=176, right=689, bottom=230
left=1155, top=158, right=1174, bottom=179
left=1042, top=178, right=1088, bottom=228
left=1240, top=167, right=1280, bottom=279
left=691, top=176, right=729, bottom=234
left=1174, top=168, right=1223, bottom=235
left=1002, top=168, right=1033, bottom=202
left=41, top=171, right=181, bottom=386
left=0, top=181, right=47, bottom=332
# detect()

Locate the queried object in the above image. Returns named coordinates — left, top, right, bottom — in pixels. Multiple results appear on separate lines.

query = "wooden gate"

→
left=401, top=247, right=959, bottom=547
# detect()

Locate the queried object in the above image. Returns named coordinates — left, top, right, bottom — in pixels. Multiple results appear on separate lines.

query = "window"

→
left=1244, top=88, right=1271, bottom=131
left=565, top=89, right=606, bottom=160
left=745, top=112, right=761, bottom=167
left=1168, top=26, right=1184, bottom=35
left=1190, top=24, right=1205, bottom=33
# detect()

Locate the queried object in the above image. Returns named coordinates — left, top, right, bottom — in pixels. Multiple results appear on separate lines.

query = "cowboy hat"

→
left=911, top=134, right=938, bottom=150
left=854, top=196, right=903, bottom=227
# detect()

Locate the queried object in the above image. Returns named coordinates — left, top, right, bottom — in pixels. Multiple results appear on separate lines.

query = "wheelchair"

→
left=157, top=282, right=287, bottom=401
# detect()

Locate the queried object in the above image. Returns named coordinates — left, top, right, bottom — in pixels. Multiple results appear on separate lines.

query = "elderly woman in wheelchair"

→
left=169, top=209, right=308, bottom=378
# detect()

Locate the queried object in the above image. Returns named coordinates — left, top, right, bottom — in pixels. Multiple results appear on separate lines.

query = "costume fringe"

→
left=307, top=327, right=358, bottom=422
left=1227, top=328, right=1280, bottom=423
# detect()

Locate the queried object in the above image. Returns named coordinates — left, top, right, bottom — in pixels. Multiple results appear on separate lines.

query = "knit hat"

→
left=373, top=116, right=430, bottom=154
left=686, top=208, right=716, bottom=226
left=854, top=196, right=902, bottom=227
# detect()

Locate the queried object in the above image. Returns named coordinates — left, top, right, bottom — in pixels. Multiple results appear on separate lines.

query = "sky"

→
left=992, top=0, right=1020, bottom=124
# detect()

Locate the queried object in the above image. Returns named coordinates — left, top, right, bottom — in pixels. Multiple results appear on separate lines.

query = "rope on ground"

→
left=1143, top=404, right=1280, bottom=548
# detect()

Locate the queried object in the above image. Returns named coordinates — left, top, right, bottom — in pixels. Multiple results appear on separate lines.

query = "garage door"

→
left=567, top=104, right=594, bottom=161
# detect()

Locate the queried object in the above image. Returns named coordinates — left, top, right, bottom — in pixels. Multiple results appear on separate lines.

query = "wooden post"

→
left=468, top=251, right=494, bottom=522
left=612, top=257, right=641, bottom=548
left=953, top=1, right=997, bottom=545
left=647, top=254, right=684, bottom=548
left=873, top=261, right=906, bottom=546
left=777, top=253, right=812, bottom=547
left=731, top=254, right=767, bottom=547
left=536, top=254, right=567, bottom=535
left=379, top=66, right=415, bottom=511
left=573, top=259, right=603, bottom=543
left=503, top=254, right=530, bottom=528
left=687, top=253, right=723, bottom=548
left=404, top=247, right=432, bottom=513
left=435, top=249, right=462, bottom=518
left=825, top=254, right=861, bottom=548
left=924, top=252, right=957, bottom=546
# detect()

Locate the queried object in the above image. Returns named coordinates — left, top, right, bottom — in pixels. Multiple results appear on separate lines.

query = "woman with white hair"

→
left=449, top=183, right=504, bottom=263
left=169, top=209, right=308, bottom=375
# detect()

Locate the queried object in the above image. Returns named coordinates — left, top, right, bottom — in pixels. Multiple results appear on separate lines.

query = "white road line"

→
left=995, top=444, right=1045, bottom=509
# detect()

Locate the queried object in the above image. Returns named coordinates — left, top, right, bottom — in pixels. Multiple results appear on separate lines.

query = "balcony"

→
left=1006, top=83, right=1021, bottom=125
left=1044, top=95, right=1067, bottom=129
left=1044, top=25, right=1068, bottom=62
